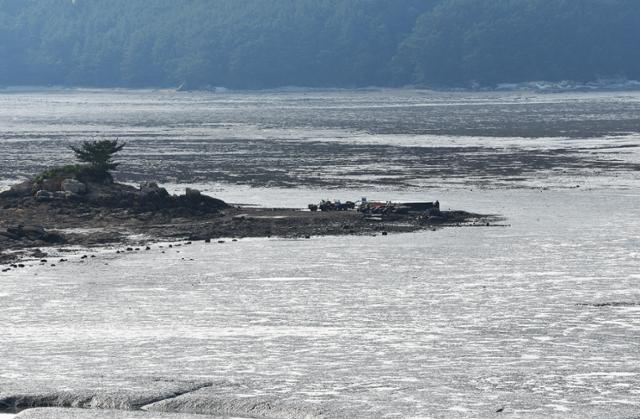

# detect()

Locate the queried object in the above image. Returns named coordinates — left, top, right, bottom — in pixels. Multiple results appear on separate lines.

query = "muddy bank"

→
left=0, top=378, right=352, bottom=418
left=0, top=179, right=496, bottom=265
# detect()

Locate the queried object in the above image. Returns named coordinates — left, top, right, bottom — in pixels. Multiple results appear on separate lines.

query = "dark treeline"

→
left=1, top=0, right=639, bottom=89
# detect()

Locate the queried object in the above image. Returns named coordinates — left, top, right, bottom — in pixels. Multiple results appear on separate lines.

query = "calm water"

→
left=1, top=89, right=639, bottom=418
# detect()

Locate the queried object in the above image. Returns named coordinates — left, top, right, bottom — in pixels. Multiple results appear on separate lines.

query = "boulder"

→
left=19, top=225, right=46, bottom=240
left=140, top=182, right=169, bottom=198
left=40, top=178, right=61, bottom=192
left=185, top=188, right=201, bottom=198
left=0, top=180, right=34, bottom=198
left=138, top=182, right=171, bottom=210
left=176, top=193, right=228, bottom=213
left=58, top=191, right=80, bottom=200
left=140, top=181, right=160, bottom=191
left=61, top=179, right=87, bottom=194
left=1, top=225, right=64, bottom=243
left=35, top=190, right=54, bottom=202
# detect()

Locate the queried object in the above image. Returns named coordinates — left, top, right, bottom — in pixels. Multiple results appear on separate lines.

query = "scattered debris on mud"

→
left=577, top=302, right=640, bottom=308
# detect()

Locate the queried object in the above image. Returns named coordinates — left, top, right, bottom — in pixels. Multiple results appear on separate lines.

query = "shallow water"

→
left=1, top=89, right=639, bottom=417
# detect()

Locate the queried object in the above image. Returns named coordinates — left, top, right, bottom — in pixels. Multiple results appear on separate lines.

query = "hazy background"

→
left=1, top=0, right=639, bottom=90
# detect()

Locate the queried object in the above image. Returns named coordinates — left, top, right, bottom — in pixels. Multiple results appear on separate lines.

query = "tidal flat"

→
left=1, top=90, right=639, bottom=418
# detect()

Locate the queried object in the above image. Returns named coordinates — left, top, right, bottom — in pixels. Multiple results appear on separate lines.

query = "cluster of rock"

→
left=95, top=182, right=229, bottom=213
left=35, top=179, right=87, bottom=202
left=1, top=177, right=228, bottom=214
left=1, top=178, right=85, bottom=201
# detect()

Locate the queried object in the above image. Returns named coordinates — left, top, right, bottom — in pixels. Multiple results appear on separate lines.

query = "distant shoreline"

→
left=3, top=79, right=640, bottom=94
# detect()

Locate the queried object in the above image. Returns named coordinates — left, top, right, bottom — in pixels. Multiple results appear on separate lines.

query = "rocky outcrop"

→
left=15, top=408, right=216, bottom=418
left=0, top=225, right=65, bottom=244
left=0, top=180, right=33, bottom=198
left=76, top=183, right=228, bottom=213
left=0, top=379, right=213, bottom=414
left=1, top=178, right=229, bottom=215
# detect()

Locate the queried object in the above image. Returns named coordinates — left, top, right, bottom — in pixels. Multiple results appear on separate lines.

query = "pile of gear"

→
left=308, top=200, right=356, bottom=212
left=308, top=198, right=441, bottom=216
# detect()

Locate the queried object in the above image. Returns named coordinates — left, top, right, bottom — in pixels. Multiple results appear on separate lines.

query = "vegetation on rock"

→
left=33, top=164, right=87, bottom=185
left=32, top=139, right=125, bottom=190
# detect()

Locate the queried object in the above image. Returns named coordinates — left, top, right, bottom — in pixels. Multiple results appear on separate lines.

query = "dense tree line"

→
left=0, top=0, right=638, bottom=89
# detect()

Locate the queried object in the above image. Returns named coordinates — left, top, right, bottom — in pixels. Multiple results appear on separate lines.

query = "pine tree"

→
left=69, top=139, right=126, bottom=179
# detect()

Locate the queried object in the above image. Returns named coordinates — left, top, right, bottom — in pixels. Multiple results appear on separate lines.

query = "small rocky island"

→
left=0, top=140, right=493, bottom=266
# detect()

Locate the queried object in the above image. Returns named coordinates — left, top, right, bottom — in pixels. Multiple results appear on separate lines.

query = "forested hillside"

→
left=1, top=0, right=639, bottom=89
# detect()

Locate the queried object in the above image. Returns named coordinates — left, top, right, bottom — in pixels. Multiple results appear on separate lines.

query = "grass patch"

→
left=33, top=164, right=87, bottom=184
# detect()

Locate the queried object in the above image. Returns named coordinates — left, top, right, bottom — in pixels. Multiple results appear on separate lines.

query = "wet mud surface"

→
left=1, top=90, right=640, bottom=418
left=1, top=189, right=639, bottom=418
left=2, top=133, right=640, bottom=190
left=1, top=90, right=639, bottom=190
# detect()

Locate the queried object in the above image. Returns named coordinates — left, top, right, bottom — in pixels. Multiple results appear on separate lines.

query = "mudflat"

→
left=0, top=179, right=492, bottom=266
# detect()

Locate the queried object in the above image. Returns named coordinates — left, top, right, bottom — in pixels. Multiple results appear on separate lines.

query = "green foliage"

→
left=33, top=163, right=117, bottom=186
left=33, top=164, right=86, bottom=185
left=30, top=140, right=126, bottom=187
left=69, top=139, right=126, bottom=172
left=0, top=0, right=639, bottom=88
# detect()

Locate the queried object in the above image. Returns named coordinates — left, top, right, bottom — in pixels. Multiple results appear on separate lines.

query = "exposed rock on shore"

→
left=0, top=225, right=64, bottom=244
left=1, top=178, right=228, bottom=214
